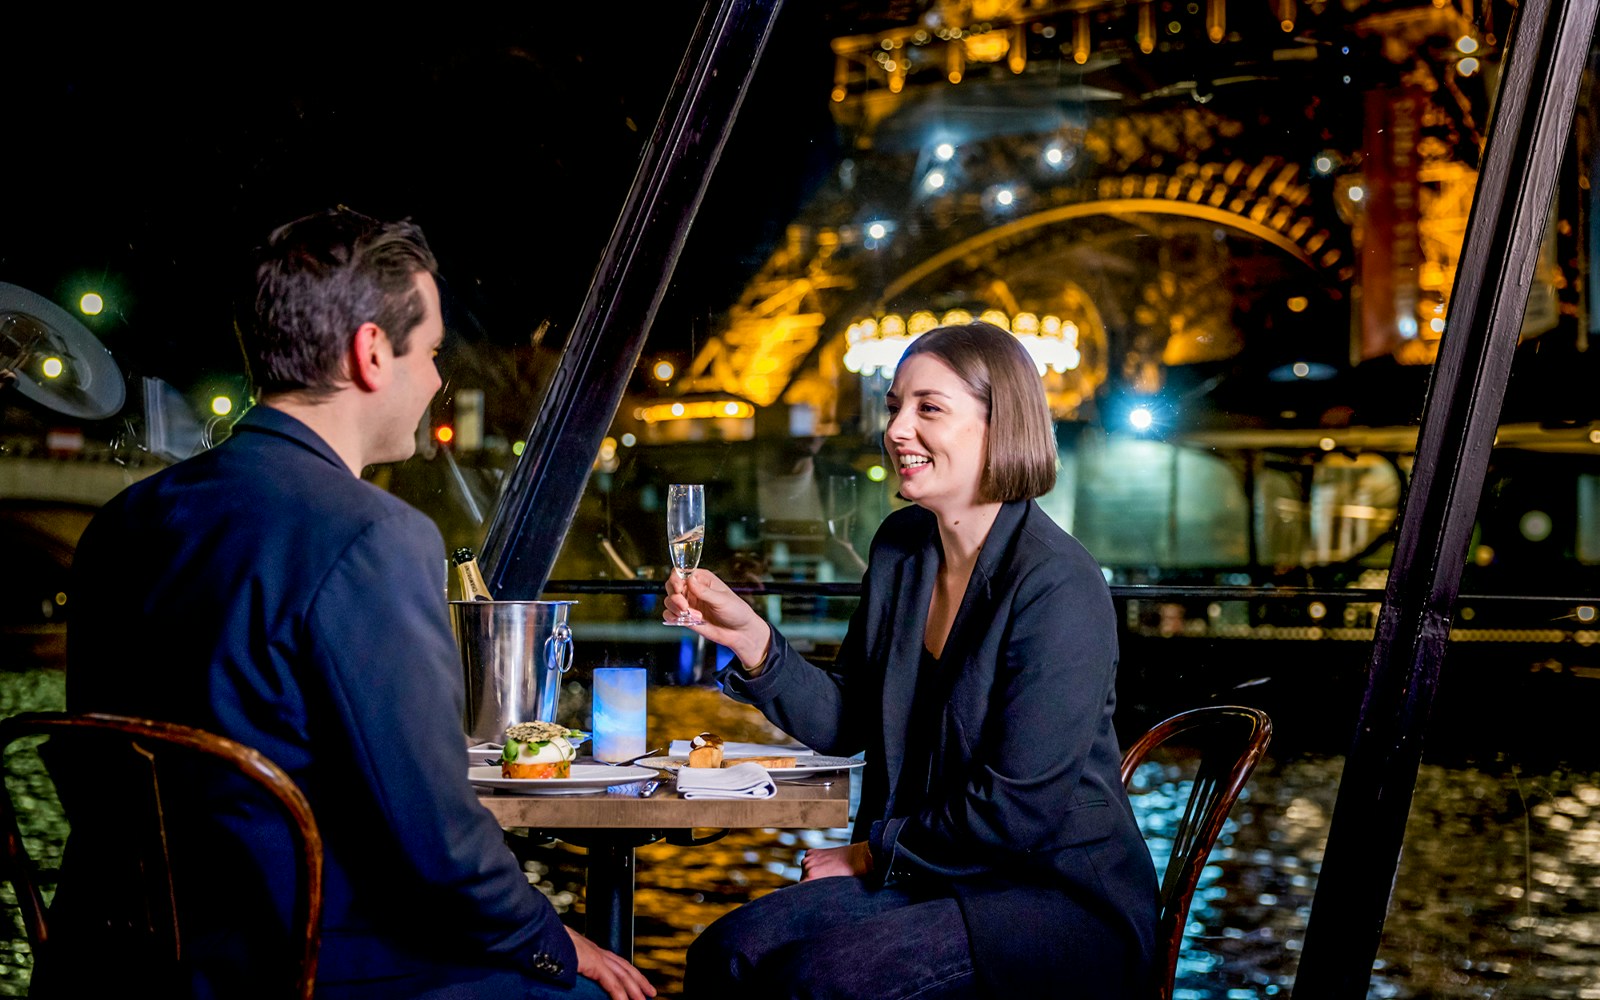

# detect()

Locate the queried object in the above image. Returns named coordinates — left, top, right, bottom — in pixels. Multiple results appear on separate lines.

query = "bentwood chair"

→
left=1120, top=705, right=1273, bottom=1000
left=0, top=712, right=324, bottom=1000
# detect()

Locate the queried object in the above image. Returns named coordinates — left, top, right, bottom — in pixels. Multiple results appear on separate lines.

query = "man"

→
left=50, top=208, right=654, bottom=1000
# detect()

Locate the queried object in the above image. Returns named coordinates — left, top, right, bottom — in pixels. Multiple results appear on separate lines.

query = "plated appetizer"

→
left=500, top=721, right=581, bottom=778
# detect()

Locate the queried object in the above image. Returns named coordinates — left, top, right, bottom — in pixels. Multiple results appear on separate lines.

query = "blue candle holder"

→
left=592, top=667, right=648, bottom=762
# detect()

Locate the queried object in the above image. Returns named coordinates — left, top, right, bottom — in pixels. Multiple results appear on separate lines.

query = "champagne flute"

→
left=666, top=483, right=705, bottom=625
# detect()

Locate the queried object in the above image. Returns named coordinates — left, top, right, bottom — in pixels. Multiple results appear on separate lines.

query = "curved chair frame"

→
left=0, top=711, right=324, bottom=1000
left=1121, top=705, right=1273, bottom=1000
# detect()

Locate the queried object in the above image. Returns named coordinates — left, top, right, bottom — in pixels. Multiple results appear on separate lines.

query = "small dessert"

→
left=683, top=733, right=796, bottom=769
left=686, top=732, right=725, bottom=768
left=501, top=721, right=580, bottom=778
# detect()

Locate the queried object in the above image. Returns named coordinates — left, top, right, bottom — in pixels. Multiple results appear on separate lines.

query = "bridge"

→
left=0, top=449, right=164, bottom=664
left=0, top=454, right=160, bottom=508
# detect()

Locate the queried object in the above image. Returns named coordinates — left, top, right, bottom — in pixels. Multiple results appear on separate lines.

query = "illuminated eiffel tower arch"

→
left=680, top=0, right=1489, bottom=434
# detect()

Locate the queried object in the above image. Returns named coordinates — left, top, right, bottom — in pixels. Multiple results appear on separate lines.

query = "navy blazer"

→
left=725, top=499, right=1158, bottom=995
left=55, top=406, right=575, bottom=997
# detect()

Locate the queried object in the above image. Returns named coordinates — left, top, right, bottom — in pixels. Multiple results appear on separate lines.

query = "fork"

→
left=597, top=748, right=664, bottom=767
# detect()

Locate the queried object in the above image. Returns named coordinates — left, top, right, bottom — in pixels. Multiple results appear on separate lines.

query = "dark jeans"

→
left=684, top=875, right=978, bottom=1000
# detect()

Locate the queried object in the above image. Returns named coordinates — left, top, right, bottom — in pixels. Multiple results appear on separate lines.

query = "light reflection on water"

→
left=6, top=670, right=1600, bottom=998
left=0, top=668, right=67, bottom=998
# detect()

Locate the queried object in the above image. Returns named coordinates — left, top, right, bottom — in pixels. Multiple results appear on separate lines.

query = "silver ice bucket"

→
left=450, top=600, right=577, bottom=744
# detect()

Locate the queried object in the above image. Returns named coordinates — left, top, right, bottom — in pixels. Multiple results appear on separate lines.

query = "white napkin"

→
left=675, top=762, right=777, bottom=799
left=668, top=740, right=814, bottom=757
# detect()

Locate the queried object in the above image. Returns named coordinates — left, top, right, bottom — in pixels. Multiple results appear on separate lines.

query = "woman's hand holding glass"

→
left=663, top=568, right=771, bottom=671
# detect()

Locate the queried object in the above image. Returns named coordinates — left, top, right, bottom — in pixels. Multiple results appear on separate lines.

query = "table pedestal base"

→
left=580, top=834, right=644, bottom=957
left=516, top=828, right=729, bottom=959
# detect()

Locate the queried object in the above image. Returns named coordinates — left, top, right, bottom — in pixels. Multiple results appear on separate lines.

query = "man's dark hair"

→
left=242, top=207, right=438, bottom=397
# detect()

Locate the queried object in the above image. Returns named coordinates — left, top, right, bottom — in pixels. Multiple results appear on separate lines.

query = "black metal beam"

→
left=1292, top=1, right=1598, bottom=995
left=479, top=0, right=786, bottom=597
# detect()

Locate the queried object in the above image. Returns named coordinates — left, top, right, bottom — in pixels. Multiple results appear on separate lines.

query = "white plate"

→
left=468, top=764, right=658, bottom=795
left=656, top=755, right=864, bottom=781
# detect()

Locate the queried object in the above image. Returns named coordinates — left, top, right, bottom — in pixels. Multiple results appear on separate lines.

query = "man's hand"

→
left=800, top=840, right=874, bottom=882
left=565, top=927, right=656, bottom=1000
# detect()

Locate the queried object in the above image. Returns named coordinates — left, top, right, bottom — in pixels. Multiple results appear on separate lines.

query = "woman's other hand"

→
left=799, top=841, right=874, bottom=882
left=564, top=927, right=656, bottom=1000
left=664, top=569, right=770, bottom=670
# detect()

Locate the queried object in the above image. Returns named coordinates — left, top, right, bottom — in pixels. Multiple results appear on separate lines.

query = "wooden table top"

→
left=477, top=775, right=851, bottom=830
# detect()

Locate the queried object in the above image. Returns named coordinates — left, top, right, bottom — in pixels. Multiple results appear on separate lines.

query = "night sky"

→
left=4, top=6, right=843, bottom=407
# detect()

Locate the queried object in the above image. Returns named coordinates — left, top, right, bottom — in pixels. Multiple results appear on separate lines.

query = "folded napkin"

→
left=675, top=762, right=777, bottom=800
left=668, top=740, right=814, bottom=758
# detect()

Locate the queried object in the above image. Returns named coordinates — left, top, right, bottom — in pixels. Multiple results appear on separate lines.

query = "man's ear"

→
left=349, top=321, right=389, bottom=391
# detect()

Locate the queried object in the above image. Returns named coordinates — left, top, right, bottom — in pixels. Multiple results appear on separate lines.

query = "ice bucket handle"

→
left=545, top=622, right=574, bottom=676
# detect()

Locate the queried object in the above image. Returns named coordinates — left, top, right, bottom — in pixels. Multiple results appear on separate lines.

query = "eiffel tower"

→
left=662, top=0, right=1513, bottom=444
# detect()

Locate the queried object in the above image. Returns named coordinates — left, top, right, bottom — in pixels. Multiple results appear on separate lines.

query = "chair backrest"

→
left=0, top=711, right=324, bottom=1000
left=1120, top=705, right=1272, bottom=1000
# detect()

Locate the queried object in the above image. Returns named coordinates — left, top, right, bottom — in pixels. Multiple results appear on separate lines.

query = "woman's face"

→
left=884, top=353, right=989, bottom=516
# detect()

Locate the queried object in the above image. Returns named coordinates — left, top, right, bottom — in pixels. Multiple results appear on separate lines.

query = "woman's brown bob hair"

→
left=899, top=321, right=1056, bottom=502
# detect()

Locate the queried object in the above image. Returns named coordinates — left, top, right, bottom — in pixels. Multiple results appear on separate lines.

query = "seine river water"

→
left=4, top=667, right=1600, bottom=998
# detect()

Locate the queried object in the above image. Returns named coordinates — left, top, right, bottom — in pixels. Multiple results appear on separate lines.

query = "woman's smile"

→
left=898, top=453, right=931, bottom=474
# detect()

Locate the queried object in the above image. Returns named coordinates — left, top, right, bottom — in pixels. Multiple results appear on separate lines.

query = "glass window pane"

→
left=4, top=3, right=1563, bottom=998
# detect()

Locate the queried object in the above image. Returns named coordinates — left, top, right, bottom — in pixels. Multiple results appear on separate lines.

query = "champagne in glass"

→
left=667, top=483, right=705, bottom=625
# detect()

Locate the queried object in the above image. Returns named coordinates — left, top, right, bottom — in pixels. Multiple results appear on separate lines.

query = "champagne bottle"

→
left=452, top=548, right=494, bottom=601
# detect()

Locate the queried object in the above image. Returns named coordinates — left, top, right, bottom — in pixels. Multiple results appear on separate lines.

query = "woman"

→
left=665, top=322, right=1157, bottom=999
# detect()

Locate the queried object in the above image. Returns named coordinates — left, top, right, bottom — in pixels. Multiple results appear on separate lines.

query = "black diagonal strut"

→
left=1292, top=1, right=1599, bottom=996
left=480, top=0, right=785, bottom=598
